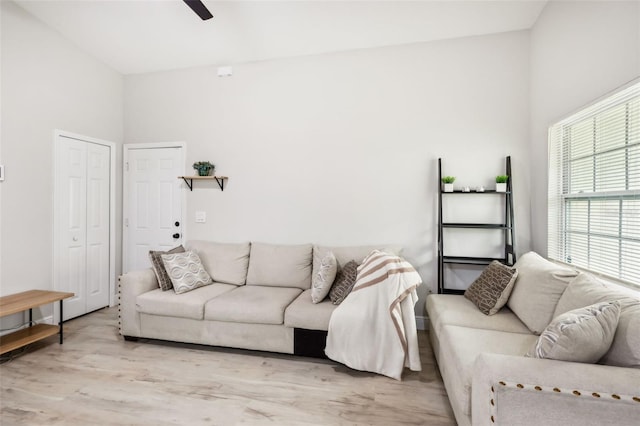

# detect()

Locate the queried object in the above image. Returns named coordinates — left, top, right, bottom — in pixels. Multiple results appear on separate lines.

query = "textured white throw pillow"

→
left=526, top=301, right=621, bottom=363
left=161, top=250, right=213, bottom=294
left=311, top=251, right=338, bottom=304
left=553, top=273, right=640, bottom=368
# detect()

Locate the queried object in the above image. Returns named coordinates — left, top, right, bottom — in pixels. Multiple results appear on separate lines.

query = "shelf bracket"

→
left=214, top=176, right=226, bottom=191
left=181, top=177, right=194, bottom=191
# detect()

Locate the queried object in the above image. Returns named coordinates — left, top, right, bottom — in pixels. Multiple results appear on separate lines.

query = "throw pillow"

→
left=553, top=272, right=640, bottom=368
left=329, top=260, right=358, bottom=305
left=526, top=301, right=621, bottom=363
left=464, top=261, right=518, bottom=315
left=161, top=250, right=213, bottom=294
left=149, top=245, right=185, bottom=291
left=312, top=245, right=402, bottom=284
left=507, top=251, right=579, bottom=334
left=311, top=251, right=338, bottom=304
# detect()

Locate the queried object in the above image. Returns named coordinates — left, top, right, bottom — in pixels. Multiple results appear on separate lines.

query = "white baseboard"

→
left=415, top=315, right=429, bottom=331
left=30, top=314, right=54, bottom=325
left=0, top=314, right=54, bottom=337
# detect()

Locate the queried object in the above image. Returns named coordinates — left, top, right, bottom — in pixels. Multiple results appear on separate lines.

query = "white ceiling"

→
left=14, top=0, right=548, bottom=75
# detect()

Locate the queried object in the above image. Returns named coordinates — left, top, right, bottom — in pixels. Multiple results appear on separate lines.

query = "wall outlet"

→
left=217, top=66, right=232, bottom=77
left=195, top=211, right=206, bottom=223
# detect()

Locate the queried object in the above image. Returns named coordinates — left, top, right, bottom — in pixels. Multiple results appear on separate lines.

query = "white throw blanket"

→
left=325, top=250, right=422, bottom=380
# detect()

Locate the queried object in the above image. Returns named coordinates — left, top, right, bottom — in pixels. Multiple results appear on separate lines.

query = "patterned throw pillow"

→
left=329, top=260, right=358, bottom=305
left=149, top=245, right=185, bottom=291
left=526, top=301, right=621, bottom=363
left=464, top=261, right=518, bottom=315
left=311, top=251, right=338, bottom=304
left=161, top=250, right=213, bottom=294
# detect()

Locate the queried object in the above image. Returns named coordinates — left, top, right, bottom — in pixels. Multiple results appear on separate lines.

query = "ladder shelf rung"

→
left=440, top=288, right=466, bottom=295
left=441, top=190, right=511, bottom=194
left=442, top=223, right=510, bottom=229
left=442, top=256, right=507, bottom=265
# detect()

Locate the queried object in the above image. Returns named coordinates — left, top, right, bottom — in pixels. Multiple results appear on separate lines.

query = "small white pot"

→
left=496, top=182, right=507, bottom=192
left=443, top=183, right=454, bottom=193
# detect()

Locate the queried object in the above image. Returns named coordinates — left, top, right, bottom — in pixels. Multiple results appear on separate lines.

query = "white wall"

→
left=0, top=1, right=4, bottom=304
left=125, top=30, right=532, bottom=319
left=530, top=0, right=640, bottom=255
left=0, top=1, right=123, bottom=321
left=1, top=0, right=634, bottom=332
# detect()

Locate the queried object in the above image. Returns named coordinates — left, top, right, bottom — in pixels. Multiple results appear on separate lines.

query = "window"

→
left=548, top=81, right=640, bottom=287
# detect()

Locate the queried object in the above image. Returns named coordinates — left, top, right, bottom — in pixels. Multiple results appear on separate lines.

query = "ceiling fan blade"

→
left=183, top=0, right=213, bottom=21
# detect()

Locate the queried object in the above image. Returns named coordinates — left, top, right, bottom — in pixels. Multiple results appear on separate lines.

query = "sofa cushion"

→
left=527, top=301, right=621, bottom=363
left=426, top=294, right=531, bottom=336
left=464, top=260, right=518, bottom=315
left=285, top=289, right=338, bottom=331
left=507, top=251, right=579, bottom=334
left=312, top=244, right=402, bottom=279
left=149, top=245, right=185, bottom=291
left=553, top=273, right=640, bottom=368
left=136, top=283, right=237, bottom=320
left=246, top=243, right=312, bottom=289
left=438, top=325, right=537, bottom=417
left=161, top=250, right=213, bottom=294
left=186, top=240, right=251, bottom=285
left=204, top=286, right=302, bottom=325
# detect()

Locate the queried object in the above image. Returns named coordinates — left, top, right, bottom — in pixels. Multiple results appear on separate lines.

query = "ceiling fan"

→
left=183, top=0, right=213, bottom=21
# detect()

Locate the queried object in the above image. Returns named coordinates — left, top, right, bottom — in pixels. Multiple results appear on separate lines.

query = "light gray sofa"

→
left=119, top=241, right=397, bottom=357
left=427, top=252, right=640, bottom=426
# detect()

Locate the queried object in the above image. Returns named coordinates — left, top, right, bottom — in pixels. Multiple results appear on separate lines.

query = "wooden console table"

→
left=0, top=290, right=74, bottom=355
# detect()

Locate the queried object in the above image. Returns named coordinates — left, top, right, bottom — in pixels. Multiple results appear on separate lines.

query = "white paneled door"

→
left=55, top=133, right=113, bottom=321
left=123, top=144, right=184, bottom=273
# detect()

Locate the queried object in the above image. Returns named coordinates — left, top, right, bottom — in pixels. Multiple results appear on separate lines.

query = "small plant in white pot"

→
left=495, top=175, right=509, bottom=192
left=441, top=176, right=455, bottom=192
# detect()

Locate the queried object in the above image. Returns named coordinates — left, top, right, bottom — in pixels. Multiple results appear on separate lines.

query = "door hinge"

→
left=124, top=218, right=129, bottom=227
left=125, top=162, right=129, bottom=172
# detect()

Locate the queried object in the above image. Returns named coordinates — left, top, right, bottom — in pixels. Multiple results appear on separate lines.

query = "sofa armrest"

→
left=118, top=268, right=158, bottom=337
left=472, top=353, right=640, bottom=426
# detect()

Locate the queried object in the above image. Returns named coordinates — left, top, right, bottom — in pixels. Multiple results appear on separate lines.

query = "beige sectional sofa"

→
left=119, top=240, right=397, bottom=357
left=427, top=252, right=640, bottom=426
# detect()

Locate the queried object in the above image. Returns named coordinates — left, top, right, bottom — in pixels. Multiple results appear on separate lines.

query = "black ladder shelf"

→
left=437, top=156, right=516, bottom=294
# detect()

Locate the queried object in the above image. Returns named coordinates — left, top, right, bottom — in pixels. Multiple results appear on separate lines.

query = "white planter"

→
left=496, top=182, right=507, bottom=192
left=443, top=183, right=454, bottom=193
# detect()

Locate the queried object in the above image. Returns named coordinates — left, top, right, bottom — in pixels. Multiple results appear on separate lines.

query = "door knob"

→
left=175, top=221, right=180, bottom=227
left=173, top=233, right=180, bottom=239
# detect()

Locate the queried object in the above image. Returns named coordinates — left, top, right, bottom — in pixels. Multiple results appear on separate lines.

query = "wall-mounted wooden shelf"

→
left=178, top=176, right=228, bottom=191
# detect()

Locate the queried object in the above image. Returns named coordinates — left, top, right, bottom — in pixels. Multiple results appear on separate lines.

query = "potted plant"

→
left=193, top=161, right=214, bottom=177
left=441, top=176, right=455, bottom=192
left=495, top=175, right=509, bottom=192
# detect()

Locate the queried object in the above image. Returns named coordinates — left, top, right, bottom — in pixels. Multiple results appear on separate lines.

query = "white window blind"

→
left=548, top=81, right=640, bottom=287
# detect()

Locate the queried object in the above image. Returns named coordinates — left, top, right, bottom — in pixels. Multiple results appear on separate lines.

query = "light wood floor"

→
left=0, top=307, right=455, bottom=425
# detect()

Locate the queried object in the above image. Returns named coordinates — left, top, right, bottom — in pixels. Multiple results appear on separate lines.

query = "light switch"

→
left=195, top=211, right=206, bottom=223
